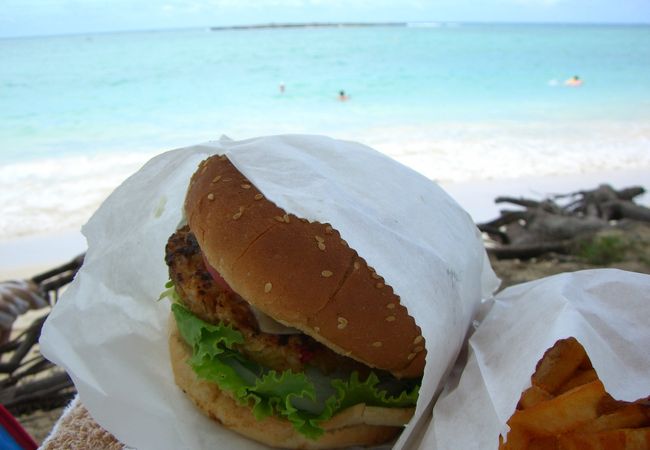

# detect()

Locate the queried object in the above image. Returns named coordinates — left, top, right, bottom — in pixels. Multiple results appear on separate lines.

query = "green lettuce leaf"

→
left=159, top=280, right=182, bottom=303
left=171, top=297, right=419, bottom=439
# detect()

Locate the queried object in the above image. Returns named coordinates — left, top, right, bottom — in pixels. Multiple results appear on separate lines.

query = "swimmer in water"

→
left=565, top=75, right=583, bottom=87
left=338, top=90, right=350, bottom=101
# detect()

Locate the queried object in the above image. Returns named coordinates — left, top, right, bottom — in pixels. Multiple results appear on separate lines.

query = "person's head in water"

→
left=565, top=75, right=583, bottom=87
left=338, top=90, right=349, bottom=101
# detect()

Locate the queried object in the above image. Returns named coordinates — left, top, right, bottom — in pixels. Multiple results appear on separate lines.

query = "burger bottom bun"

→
left=169, top=319, right=406, bottom=449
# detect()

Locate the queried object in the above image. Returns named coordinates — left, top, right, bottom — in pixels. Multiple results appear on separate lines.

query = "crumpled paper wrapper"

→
left=39, top=135, right=498, bottom=449
left=426, top=268, right=650, bottom=450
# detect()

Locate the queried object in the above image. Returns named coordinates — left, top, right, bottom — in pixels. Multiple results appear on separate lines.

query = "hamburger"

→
left=162, top=154, right=426, bottom=448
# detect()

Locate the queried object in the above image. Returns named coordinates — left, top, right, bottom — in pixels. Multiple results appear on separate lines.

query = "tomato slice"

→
left=202, top=254, right=233, bottom=293
left=299, top=346, right=315, bottom=363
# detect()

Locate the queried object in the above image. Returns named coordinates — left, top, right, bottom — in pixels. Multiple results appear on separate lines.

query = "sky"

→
left=1, top=0, right=649, bottom=38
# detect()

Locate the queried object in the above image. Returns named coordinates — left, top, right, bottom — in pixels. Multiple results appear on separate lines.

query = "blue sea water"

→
left=2, top=23, right=650, bottom=162
left=1, top=23, right=650, bottom=238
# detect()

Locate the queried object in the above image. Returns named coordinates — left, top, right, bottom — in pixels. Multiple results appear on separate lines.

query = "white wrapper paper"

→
left=39, top=135, right=498, bottom=449
left=426, top=268, right=650, bottom=450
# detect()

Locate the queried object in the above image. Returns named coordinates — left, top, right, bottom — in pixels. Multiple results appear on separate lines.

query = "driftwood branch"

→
left=0, top=372, right=75, bottom=415
left=0, top=315, right=47, bottom=373
left=601, top=201, right=650, bottom=222
left=0, top=254, right=84, bottom=415
left=495, top=197, right=542, bottom=208
left=488, top=241, right=572, bottom=260
left=479, top=184, right=649, bottom=259
left=31, top=254, right=84, bottom=289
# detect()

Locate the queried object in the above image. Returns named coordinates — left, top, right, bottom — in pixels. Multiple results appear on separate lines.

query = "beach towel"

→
left=39, top=395, right=122, bottom=450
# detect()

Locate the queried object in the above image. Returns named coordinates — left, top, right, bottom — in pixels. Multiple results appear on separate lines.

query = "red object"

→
left=0, top=403, right=38, bottom=450
left=299, top=346, right=315, bottom=364
left=203, top=253, right=234, bottom=293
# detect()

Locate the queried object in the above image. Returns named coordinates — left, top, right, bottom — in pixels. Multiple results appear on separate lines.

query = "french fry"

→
left=499, top=423, right=530, bottom=450
left=636, top=396, right=650, bottom=407
left=578, top=355, right=593, bottom=370
left=528, top=436, right=558, bottom=450
left=501, top=337, right=650, bottom=450
left=558, top=427, right=650, bottom=450
left=509, top=380, right=606, bottom=437
left=532, top=337, right=587, bottom=394
left=574, top=403, right=649, bottom=433
left=625, top=427, right=650, bottom=448
left=598, top=393, right=632, bottom=415
left=519, top=385, right=553, bottom=410
left=556, top=368, right=598, bottom=394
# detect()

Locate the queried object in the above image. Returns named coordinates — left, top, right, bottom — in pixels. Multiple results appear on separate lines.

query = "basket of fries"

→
left=427, top=268, right=650, bottom=450
left=502, top=336, right=650, bottom=449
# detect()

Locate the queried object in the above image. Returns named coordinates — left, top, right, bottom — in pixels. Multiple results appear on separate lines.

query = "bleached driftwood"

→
left=0, top=255, right=83, bottom=415
left=478, top=184, right=649, bottom=259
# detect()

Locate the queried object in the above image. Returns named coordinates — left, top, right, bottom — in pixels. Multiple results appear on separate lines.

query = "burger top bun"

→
left=185, top=155, right=426, bottom=378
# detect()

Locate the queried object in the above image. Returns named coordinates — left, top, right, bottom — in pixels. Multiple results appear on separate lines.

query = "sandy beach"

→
left=0, top=231, right=86, bottom=280
left=441, top=167, right=650, bottom=223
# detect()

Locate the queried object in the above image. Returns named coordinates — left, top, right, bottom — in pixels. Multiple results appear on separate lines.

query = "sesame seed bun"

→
left=169, top=318, right=408, bottom=449
left=184, top=155, right=426, bottom=379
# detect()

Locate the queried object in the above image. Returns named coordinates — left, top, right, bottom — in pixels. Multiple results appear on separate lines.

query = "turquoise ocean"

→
left=1, top=23, right=650, bottom=238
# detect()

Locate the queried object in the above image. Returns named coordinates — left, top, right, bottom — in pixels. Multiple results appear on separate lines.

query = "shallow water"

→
left=1, top=24, right=649, bottom=238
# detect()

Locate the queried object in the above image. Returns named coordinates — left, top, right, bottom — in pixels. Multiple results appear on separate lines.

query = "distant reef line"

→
left=210, top=22, right=410, bottom=31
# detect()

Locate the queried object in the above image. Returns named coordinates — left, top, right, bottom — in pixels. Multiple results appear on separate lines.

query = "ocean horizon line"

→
left=2, top=20, right=649, bottom=40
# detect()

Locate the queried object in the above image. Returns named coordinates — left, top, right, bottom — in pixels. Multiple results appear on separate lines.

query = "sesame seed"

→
left=283, top=214, right=290, bottom=223
left=223, top=177, right=232, bottom=182
left=254, top=193, right=263, bottom=200
left=375, top=282, right=384, bottom=289
left=264, top=282, right=272, bottom=293
left=385, top=315, right=396, bottom=322
left=207, top=193, right=215, bottom=201
left=337, top=317, right=348, bottom=329
left=413, top=346, right=424, bottom=353
left=321, top=270, right=333, bottom=278
left=386, top=303, right=396, bottom=309
left=372, top=341, right=383, bottom=348
left=413, top=335, right=424, bottom=345
left=340, top=240, right=348, bottom=247
left=371, top=273, right=381, bottom=280
left=232, top=207, right=244, bottom=220
left=212, top=175, right=222, bottom=183
left=353, top=261, right=360, bottom=270
left=274, top=216, right=285, bottom=223
left=314, top=235, right=324, bottom=243
left=318, top=242, right=326, bottom=251
left=325, top=226, right=333, bottom=234
left=241, top=183, right=251, bottom=189
left=407, top=352, right=416, bottom=360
